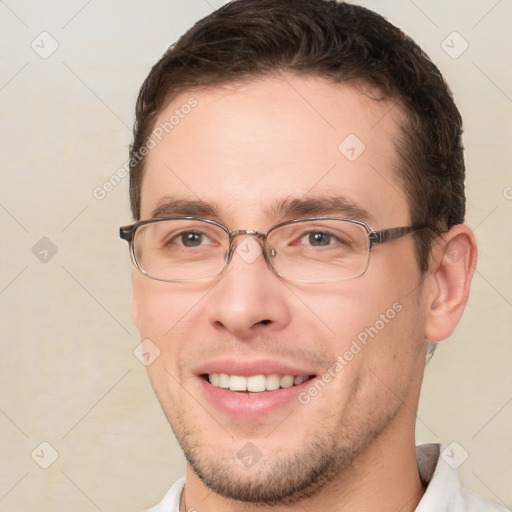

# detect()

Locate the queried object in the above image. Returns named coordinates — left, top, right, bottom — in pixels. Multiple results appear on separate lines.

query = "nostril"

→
left=259, top=319, right=271, bottom=325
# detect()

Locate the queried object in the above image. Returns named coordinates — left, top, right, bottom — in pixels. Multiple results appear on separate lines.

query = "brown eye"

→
left=307, top=232, right=332, bottom=246
left=179, top=231, right=203, bottom=247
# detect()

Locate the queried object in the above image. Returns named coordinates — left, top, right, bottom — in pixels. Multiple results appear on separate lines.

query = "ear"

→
left=423, top=224, right=477, bottom=342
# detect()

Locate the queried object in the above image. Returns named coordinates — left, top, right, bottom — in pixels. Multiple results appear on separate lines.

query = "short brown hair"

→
left=129, top=0, right=465, bottom=272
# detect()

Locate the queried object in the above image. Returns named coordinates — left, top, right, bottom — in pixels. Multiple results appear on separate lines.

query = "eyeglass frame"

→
left=119, top=216, right=424, bottom=283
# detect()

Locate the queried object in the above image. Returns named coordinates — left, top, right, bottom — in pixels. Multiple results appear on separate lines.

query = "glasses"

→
left=119, top=217, right=422, bottom=283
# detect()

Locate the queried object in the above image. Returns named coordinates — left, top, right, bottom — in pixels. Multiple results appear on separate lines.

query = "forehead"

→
left=140, top=74, right=409, bottom=228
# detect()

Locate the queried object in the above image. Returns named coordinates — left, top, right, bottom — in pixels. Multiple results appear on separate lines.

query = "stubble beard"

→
left=164, top=397, right=403, bottom=507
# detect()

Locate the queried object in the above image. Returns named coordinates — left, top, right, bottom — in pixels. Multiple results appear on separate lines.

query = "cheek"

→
left=314, top=297, right=424, bottom=421
left=131, top=275, right=167, bottom=336
left=297, top=271, right=425, bottom=375
left=295, top=280, right=403, bottom=345
left=131, top=274, right=215, bottom=373
left=131, top=277, right=200, bottom=396
left=132, top=276, right=189, bottom=333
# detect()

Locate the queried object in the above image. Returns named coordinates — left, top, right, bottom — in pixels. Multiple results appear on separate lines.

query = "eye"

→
left=175, top=231, right=209, bottom=247
left=299, top=230, right=347, bottom=247
left=303, top=231, right=333, bottom=247
left=281, top=224, right=354, bottom=251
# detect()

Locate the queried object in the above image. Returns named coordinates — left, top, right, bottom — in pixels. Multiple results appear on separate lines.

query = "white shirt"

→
left=146, top=444, right=509, bottom=511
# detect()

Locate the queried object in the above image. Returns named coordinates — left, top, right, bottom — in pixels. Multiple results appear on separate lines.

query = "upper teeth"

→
left=208, top=373, right=307, bottom=393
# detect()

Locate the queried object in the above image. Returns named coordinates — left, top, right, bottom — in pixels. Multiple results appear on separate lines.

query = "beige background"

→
left=0, top=1, right=510, bottom=510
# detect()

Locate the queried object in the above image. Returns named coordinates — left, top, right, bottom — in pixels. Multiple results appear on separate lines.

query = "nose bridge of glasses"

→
left=225, top=229, right=268, bottom=263
left=229, top=229, right=266, bottom=244
left=230, top=229, right=264, bottom=237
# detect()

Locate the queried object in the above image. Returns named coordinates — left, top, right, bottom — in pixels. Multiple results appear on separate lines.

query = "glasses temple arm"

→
left=119, top=225, right=135, bottom=242
left=369, top=226, right=423, bottom=248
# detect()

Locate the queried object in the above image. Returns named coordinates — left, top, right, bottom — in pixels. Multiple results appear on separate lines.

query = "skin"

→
left=131, top=74, right=477, bottom=512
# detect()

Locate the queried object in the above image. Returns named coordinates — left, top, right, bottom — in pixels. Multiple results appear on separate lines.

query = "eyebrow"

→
left=150, top=197, right=220, bottom=219
left=150, top=195, right=373, bottom=224
left=267, top=196, right=374, bottom=224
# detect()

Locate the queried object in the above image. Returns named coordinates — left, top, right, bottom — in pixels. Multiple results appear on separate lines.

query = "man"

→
left=120, top=1, right=507, bottom=510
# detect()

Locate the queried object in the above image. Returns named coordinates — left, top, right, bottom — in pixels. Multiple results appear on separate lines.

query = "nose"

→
left=207, top=235, right=292, bottom=339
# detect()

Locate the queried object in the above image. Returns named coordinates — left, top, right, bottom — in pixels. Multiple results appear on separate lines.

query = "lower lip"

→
left=197, top=376, right=315, bottom=419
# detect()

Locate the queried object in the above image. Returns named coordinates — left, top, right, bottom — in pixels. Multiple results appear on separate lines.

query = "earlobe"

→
left=424, top=224, right=477, bottom=342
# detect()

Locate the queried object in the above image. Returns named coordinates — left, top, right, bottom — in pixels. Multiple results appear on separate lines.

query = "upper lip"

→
left=195, top=358, right=317, bottom=378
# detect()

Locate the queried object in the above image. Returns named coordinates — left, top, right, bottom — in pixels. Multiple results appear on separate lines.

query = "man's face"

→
left=132, top=75, right=428, bottom=503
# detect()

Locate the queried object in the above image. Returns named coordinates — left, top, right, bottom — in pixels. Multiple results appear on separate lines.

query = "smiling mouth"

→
left=202, top=373, right=316, bottom=393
